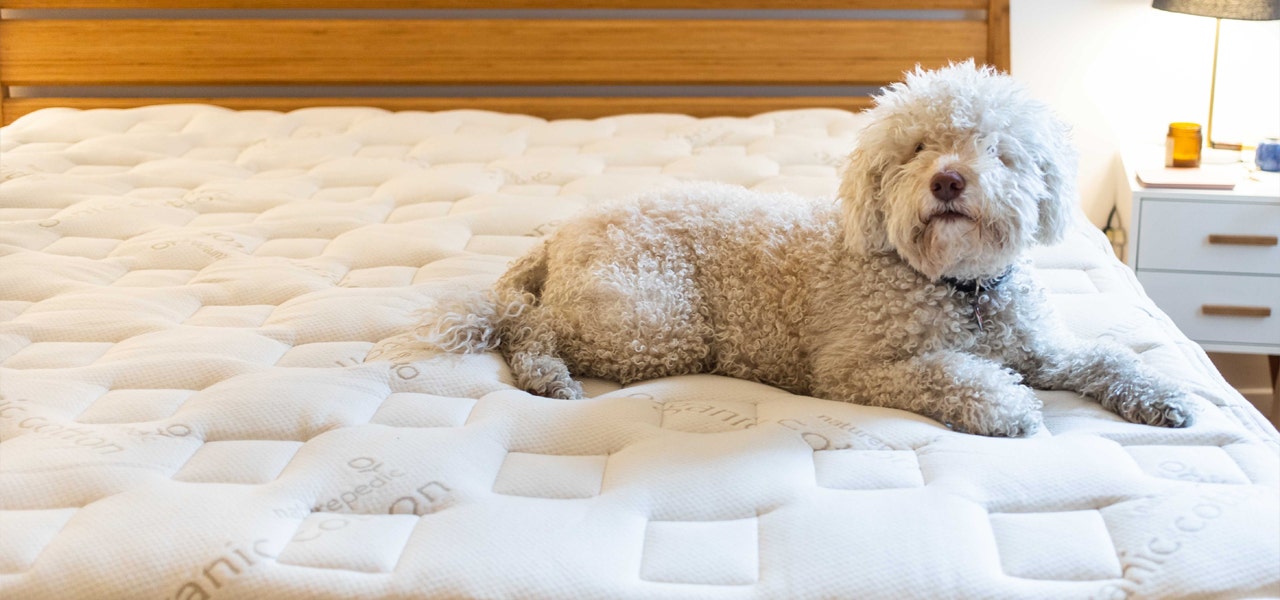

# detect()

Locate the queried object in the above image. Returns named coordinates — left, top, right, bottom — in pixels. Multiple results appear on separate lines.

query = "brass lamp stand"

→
left=1205, top=18, right=1240, bottom=150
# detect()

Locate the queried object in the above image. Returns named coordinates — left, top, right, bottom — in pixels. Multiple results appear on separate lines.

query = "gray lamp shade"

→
left=1152, top=0, right=1280, bottom=20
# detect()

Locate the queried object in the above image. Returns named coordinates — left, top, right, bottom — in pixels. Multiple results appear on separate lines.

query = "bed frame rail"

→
left=0, top=0, right=1010, bottom=124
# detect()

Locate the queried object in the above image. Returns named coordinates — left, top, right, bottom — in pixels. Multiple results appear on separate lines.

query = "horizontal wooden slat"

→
left=0, top=1, right=988, bottom=9
left=0, top=19, right=988, bottom=86
left=1, top=96, right=877, bottom=124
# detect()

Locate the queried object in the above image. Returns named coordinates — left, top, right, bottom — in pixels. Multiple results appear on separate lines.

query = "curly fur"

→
left=418, top=62, right=1196, bottom=437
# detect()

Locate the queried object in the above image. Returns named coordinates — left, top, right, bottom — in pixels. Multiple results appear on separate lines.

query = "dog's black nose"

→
left=930, top=170, right=966, bottom=202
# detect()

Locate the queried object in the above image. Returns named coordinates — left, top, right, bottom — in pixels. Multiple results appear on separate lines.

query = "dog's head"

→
left=839, top=61, right=1077, bottom=281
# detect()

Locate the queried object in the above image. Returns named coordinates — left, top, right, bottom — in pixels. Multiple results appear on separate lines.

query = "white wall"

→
left=1011, top=0, right=1280, bottom=226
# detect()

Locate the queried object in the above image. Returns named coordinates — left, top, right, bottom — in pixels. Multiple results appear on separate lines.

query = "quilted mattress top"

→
left=1, top=105, right=1277, bottom=599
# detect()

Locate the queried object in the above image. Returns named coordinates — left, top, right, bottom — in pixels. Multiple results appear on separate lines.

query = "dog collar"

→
left=940, top=266, right=1013, bottom=295
left=940, top=266, right=1013, bottom=332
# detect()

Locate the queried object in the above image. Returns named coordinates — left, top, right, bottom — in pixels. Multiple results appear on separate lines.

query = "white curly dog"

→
left=422, top=62, right=1195, bottom=437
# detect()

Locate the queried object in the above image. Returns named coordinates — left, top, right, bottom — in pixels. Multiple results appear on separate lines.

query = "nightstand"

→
left=1118, top=148, right=1280, bottom=419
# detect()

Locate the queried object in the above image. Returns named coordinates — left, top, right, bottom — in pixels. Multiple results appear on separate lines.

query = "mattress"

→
left=1, top=105, right=1277, bottom=600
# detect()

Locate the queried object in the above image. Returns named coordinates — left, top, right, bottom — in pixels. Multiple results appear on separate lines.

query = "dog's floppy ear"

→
left=1030, top=118, right=1077, bottom=246
left=839, top=144, right=893, bottom=254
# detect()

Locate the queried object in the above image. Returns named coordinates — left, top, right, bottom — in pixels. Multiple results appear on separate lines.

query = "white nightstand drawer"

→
left=1136, top=200, right=1280, bottom=275
left=1138, top=271, right=1280, bottom=348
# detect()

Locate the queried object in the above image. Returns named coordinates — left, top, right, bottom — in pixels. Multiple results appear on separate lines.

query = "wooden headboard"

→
left=0, top=0, right=1010, bottom=125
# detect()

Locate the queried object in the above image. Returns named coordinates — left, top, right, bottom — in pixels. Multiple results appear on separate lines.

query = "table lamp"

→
left=1152, top=0, right=1280, bottom=150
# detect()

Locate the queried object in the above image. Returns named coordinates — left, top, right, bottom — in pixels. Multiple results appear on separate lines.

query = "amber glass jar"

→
left=1165, top=122, right=1202, bottom=168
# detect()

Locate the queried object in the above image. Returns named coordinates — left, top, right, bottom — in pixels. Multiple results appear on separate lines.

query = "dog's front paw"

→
left=950, top=413, right=1042, bottom=437
left=945, top=385, right=1044, bottom=438
left=1119, top=391, right=1197, bottom=428
left=1099, top=371, right=1198, bottom=428
left=1061, top=342, right=1199, bottom=428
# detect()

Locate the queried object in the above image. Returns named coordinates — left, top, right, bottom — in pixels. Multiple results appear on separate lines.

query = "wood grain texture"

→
left=0, top=1, right=988, bottom=9
left=2, top=96, right=877, bottom=124
left=0, top=1, right=1006, bottom=120
left=1269, top=355, right=1278, bottom=423
left=0, top=19, right=987, bottom=86
left=1207, top=234, right=1279, bottom=247
left=1201, top=305, right=1273, bottom=318
left=0, top=31, right=5, bottom=125
left=985, top=0, right=1009, bottom=72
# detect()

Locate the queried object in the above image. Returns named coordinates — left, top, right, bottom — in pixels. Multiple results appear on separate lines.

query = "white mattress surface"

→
left=1, top=105, right=1277, bottom=599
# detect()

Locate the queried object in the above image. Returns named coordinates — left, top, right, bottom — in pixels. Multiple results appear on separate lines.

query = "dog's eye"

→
left=987, top=145, right=1014, bottom=167
left=914, top=142, right=925, bottom=154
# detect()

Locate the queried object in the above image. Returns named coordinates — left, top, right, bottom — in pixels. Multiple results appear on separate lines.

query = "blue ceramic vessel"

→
left=1256, top=138, right=1280, bottom=172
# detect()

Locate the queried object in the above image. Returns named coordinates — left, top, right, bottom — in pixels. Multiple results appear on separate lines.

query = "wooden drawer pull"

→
left=1202, top=304, right=1272, bottom=318
left=1207, top=234, right=1278, bottom=246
